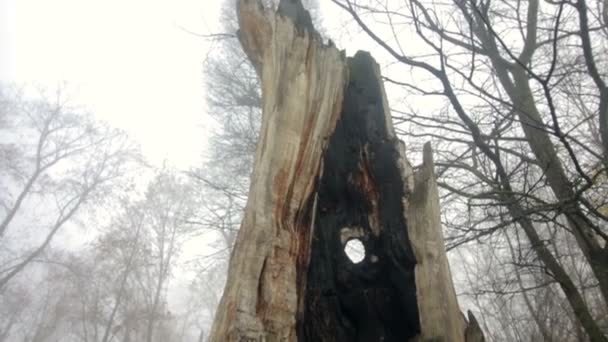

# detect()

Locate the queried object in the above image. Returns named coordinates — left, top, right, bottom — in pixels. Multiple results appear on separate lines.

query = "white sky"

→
left=0, top=0, right=380, bottom=169
left=0, top=0, right=225, bottom=169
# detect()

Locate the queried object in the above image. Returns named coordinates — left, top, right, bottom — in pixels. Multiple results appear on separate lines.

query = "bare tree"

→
left=0, top=284, right=29, bottom=341
left=139, top=170, right=198, bottom=342
left=332, top=0, right=608, bottom=340
left=0, top=84, right=140, bottom=290
left=98, top=202, right=147, bottom=342
left=0, top=168, right=200, bottom=342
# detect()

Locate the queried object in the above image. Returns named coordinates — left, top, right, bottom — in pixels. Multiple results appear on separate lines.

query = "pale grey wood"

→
left=209, top=1, right=347, bottom=340
left=210, top=1, right=483, bottom=340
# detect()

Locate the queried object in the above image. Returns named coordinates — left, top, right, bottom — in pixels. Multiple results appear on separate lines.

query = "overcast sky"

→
left=0, top=0, right=374, bottom=169
left=0, top=0, right=227, bottom=168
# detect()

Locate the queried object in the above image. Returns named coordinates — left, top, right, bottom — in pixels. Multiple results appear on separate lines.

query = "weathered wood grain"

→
left=209, top=0, right=346, bottom=340
left=209, top=1, right=483, bottom=341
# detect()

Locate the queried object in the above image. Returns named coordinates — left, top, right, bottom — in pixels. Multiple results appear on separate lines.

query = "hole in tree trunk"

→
left=344, top=238, right=365, bottom=264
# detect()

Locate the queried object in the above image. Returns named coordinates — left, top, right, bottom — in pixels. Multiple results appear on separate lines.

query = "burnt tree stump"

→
left=209, top=1, right=484, bottom=341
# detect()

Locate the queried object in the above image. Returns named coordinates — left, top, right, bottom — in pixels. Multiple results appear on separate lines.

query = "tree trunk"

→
left=209, top=1, right=480, bottom=341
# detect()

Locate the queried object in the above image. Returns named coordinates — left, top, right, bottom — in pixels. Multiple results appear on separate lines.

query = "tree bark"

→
left=209, top=1, right=478, bottom=340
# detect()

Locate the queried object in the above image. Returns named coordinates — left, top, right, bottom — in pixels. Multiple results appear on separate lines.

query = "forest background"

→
left=1, top=0, right=607, bottom=341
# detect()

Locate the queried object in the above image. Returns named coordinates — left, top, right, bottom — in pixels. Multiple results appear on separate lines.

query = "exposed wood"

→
left=209, top=0, right=483, bottom=341
left=209, top=0, right=347, bottom=340
left=406, top=143, right=467, bottom=341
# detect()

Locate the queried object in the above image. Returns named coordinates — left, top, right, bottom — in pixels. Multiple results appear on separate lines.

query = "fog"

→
left=2, top=0, right=608, bottom=341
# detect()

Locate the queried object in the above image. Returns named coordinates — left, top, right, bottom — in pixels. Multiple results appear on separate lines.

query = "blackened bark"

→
left=298, top=51, right=420, bottom=341
left=213, top=1, right=477, bottom=340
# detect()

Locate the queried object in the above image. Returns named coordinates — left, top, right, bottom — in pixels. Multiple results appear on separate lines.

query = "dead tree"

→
left=209, top=0, right=484, bottom=341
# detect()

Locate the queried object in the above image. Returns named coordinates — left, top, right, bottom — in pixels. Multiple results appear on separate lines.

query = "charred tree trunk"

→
left=209, top=1, right=483, bottom=341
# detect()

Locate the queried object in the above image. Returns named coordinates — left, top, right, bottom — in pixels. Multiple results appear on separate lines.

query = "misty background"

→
left=1, top=0, right=607, bottom=341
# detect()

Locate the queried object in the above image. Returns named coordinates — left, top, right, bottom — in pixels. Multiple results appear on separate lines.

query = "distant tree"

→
left=139, top=170, right=198, bottom=342
left=87, top=169, right=197, bottom=342
left=0, top=84, right=140, bottom=290
left=0, top=283, right=29, bottom=341
left=0, top=168, right=198, bottom=342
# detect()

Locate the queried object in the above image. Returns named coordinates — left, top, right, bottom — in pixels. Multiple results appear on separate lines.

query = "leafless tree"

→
left=0, top=84, right=140, bottom=290
left=139, top=170, right=198, bottom=342
left=0, top=168, right=199, bottom=342
left=332, top=0, right=608, bottom=340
